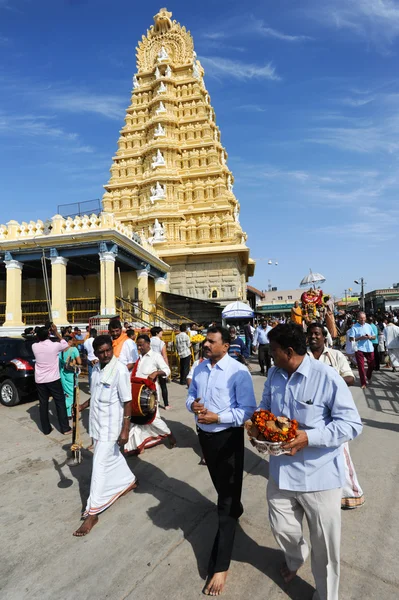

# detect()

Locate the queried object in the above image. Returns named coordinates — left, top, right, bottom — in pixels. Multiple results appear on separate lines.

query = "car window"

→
left=15, top=340, right=35, bottom=358
left=0, top=340, right=34, bottom=358
left=0, top=343, right=12, bottom=357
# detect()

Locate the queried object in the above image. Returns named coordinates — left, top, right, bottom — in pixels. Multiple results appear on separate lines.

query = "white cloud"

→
left=248, top=18, right=312, bottom=42
left=341, top=96, right=376, bottom=107
left=200, top=56, right=281, bottom=81
left=0, top=112, right=94, bottom=152
left=46, top=90, right=126, bottom=120
left=235, top=104, right=267, bottom=112
left=202, top=15, right=311, bottom=44
left=309, top=0, right=399, bottom=49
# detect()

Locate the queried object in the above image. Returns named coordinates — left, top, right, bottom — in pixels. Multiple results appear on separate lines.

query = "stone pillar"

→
left=3, top=259, right=24, bottom=327
left=154, top=276, right=168, bottom=315
left=99, top=251, right=116, bottom=316
left=137, top=268, right=150, bottom=313
left=51, top=256, right=69, bottom=325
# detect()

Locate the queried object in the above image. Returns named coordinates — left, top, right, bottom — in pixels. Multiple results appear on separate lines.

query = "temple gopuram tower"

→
left=102, top=8, right=254, bottom=303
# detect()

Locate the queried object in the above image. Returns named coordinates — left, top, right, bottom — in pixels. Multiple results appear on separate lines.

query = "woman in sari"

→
left=59, top=335, right=82, bottom=418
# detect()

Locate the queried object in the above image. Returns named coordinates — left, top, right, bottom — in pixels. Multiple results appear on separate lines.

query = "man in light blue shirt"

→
left=253, top=320, right=272, bottom=375
left=349, top=312, right=376, bottom=388
left=260, top=323, right=362, bottom=600
left=186, top=326, right=256, bottom=596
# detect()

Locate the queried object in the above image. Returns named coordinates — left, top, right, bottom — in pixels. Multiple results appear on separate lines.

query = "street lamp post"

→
left=354, top=278, right=365, bottom=311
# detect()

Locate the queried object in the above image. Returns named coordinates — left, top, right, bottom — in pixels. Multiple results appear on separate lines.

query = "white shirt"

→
left=83, top=337, right=96, bottom=362
left=150, top=336, right=165, bottom=354
left=309, top=348, right=354, bottom=380
left=119, top=338, right=138, bottom=366
left=136, top=349, right=171, bottom=379
left=175, top=332, right=191, bottom=358
left=89, top=358, right=131, bottom=442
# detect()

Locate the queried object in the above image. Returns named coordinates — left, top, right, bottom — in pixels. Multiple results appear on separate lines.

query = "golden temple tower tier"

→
left=102, top=8, right=253, bottom=303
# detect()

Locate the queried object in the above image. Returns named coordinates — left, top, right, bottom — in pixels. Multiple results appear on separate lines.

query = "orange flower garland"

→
left=251, top=410, right=298, bottom=443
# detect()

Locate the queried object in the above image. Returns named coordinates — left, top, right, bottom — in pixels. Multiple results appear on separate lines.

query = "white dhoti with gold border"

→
left=83, top=440, right=136, bottom=517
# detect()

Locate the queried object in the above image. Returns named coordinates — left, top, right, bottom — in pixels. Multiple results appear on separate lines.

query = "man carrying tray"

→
left=124, top=334, right=176, bottom=454
left=259, top=323, right=362, bottom=600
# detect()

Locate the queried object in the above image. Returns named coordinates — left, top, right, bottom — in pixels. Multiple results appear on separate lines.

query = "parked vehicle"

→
left=0, top=338, right=36, bottom=406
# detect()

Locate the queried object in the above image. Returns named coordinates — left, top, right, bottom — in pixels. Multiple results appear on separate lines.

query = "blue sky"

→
left=1, top=0, right=399, bottom=299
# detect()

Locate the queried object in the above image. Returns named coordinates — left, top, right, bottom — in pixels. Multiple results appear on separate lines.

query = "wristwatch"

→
left=217, top=415, right=221, bottom=424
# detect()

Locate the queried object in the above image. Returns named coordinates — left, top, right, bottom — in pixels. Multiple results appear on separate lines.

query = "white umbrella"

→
left=300, top=268, right=326, bottom=288
left=222, top=301, right=254, bottom=319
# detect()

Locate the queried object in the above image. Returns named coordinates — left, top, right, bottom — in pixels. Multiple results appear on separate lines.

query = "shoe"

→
left=63, top=428, right=73, bottom=435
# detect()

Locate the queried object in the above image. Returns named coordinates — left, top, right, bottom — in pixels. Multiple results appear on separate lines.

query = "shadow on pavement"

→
left=362, top=417, right=399, bottom=433
left=127, top=460, right=311, bottom=599
left=363, top=372, right=399, bottom=415
left=26, top=401, right=60, bottom=434
left=233, top=524, right=315, bottom=600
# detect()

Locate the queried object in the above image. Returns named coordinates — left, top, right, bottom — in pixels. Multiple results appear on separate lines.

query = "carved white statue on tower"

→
left=234, top=205, right=240, bottom=222
left=148, top=218, right=166, bottom=244
left=133, top=74, right=140, bottom=89
left=193, top=61, right=201, bottom=79
left=221, top=152, right=226, bottom=166
left=157, top=46, right=169, bottom=62
left=150, top=182, right=166, bottom=203
left=156, top=101, right=166, bottom=114
left=154, top=123, right=166, bottom=137
left=214, top=128, right=218, bottom=141
left=165, top=65, right=172, bottom=78
left=155, top=66, right=161, bottom=79
left=157, top=81, right=167, bottom=94
left=152, top=149, right=166, bottom=169
left=227, top=175, right=233, bottom=192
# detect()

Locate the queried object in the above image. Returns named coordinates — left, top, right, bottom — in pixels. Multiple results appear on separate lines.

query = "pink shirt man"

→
left=32, top=338, right=68, bottom=384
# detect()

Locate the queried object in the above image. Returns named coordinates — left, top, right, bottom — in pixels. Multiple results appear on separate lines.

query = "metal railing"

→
left=115, top=296, right=175, bottom=329
left=155, top=303, right=196, bottom=325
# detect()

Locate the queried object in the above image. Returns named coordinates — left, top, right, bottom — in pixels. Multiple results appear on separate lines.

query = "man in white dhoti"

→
left=384, top=317, right=399, bottom=371
left=125, top=334, right=176, bottom=454
left=307, top=323, right=364, bottom=509
left=73, top=335, right=137, bottom=537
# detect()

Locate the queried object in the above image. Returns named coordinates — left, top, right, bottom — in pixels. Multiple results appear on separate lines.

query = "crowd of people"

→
left=23, top=306, right=399, bottom=599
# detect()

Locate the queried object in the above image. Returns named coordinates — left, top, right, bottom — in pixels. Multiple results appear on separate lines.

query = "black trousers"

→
left=158, top=375, right=169, bottom=407
left=373, top=345, right=381, bottom=371
left=258, top=344, right=271, bottom=373
left=179, top=355, right=191, bottom=385
left=198, top=427, right=244, bottom=574
left=36, top=379, right=70, bottom=435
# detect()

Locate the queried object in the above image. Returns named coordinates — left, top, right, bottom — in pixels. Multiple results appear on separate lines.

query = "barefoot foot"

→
left=121, top=479, right=139, bottom=497
left=73, top=515, right=98, bottom=537
left=280, top=562, right=297, bottom=583
left=203, top=571, right=228, bottom=596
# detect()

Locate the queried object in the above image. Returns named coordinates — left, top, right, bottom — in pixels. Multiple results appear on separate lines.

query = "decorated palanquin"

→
left=301, top=288, right=323, bottom=322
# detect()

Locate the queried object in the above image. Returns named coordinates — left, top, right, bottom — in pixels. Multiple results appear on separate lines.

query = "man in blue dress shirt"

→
left=260, top=323, right=362, bottom=600
left=349, top=312, right=376, bottom=388
left=253, top=320, right=272, bottom=375
left=186, top=326, right=257, bottom=597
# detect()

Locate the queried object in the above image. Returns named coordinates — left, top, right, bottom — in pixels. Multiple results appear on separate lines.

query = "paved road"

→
left=0, top=365, right=398, bottom=600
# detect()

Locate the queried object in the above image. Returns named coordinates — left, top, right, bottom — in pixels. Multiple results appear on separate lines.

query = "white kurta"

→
left=314, top=349, right=364, bottom=506
left=125, top=350, right=172, bottom=454
left=384, top=324, right=399, bottom=368
left=84, top=358, right=136, bottom=516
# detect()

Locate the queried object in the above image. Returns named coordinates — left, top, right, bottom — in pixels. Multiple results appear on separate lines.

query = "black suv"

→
left=0, top=338, right=36, bottom=406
